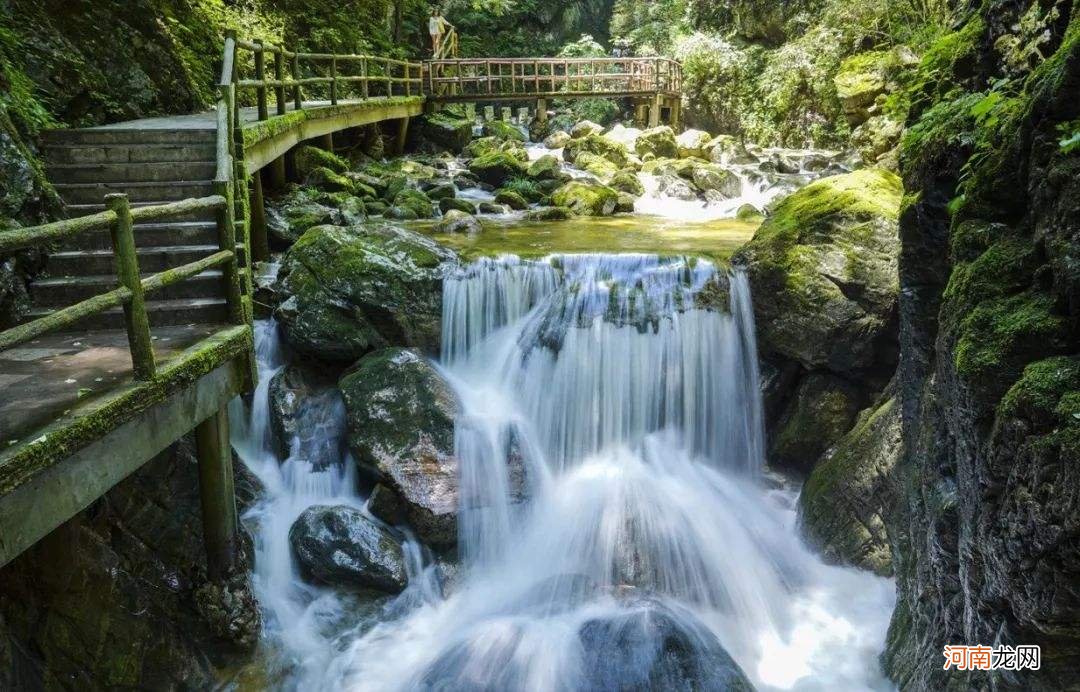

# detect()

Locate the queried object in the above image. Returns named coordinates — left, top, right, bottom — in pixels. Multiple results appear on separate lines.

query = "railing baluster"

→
left=212, top=181, right=245, bottom=325
left=330, top=56, right=338, bottom=104
left=106, top=193, right=156, bottom=380
left=273, top=47, right=286, bottom=116
left=255, top=40, right=268, bottom=121
left=292, top=51, right=302, bottom=110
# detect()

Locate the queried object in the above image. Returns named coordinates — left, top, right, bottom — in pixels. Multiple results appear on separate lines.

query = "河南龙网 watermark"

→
left=943, top=645, right=1040, bottom=671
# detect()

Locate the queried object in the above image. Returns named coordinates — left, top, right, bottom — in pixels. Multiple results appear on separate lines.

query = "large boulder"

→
left=274, top=224, right=457, bottom=362
left=635, top=126, right=678, bottom=159
left=392, top=188, right=435, bottom=218
left=340, top=348, right=460, bottom=547
left=563, top=133, right=629, bottom=168
left=609, top=170, right=645, bottom=196
left=289, top=505, right=407, bottom=593
left=468, top=151, right=528, bottom=187
left=526, top=154, right=568, bottom=182
left=418, top=111, right=474, bottom=152
left=799, top=394, right=900, bottom=576
left=305, top=166, right=356, bottom=194
left=574, top=151, right=620, bottom=180
left=733, top=168, right=901, bottom=376
left=770, top=371, right=864, bottom=473
left=675, top=128, right=712, bottom=159
left=656, top=174, right=698, bottom=201
left=604, top=123, right=642, bottom=150
left=690, top=165, right=742, bottom=198
left=294, top=145, right=349, bottom=178
left=265, top=188, right=340, bottom=246
left=465, top=136, right=528, bottom=162
left=268, top=363, right=345, bottom=466
left=833, top=50, right=895, bottom=127
left=570, top=120, right=604, bottom=137
left=543, top=130, right=571, bottom=149
left=551, top=181, right=620, bottom=216
left=706, top=135, right=757, bottom=165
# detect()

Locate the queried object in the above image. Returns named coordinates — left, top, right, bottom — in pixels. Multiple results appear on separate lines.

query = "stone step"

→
left=60, top=222, right=221, bottom=250
left=46, top=161, right=217, bottom=184
left=54, top=181, right=215, bottom=205
left=44, top=143, right=218, bottom=165
left=30, top=270, right=225, bottom=307
left=46, top=245, right=222, bottom=275
left=42, top=128, right=216, bottom=146
left=26, top=297, right=228, bottom=331
left=63, top=202, right=215, bottom=223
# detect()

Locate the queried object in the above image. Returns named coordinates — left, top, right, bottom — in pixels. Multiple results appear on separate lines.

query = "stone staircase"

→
left=34, top=126, right=230, bottom=330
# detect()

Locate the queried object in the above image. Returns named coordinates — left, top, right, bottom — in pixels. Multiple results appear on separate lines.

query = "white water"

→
left=231, top=253, right=895, bottom=690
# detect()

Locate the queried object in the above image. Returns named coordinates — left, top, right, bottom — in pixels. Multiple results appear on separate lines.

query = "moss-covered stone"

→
left=392, top=189, right=435, bottom=219
left=294, top=145, right=349, bottom=178
left=464, top=136, right=528, bottom=162
left=799, top=394, right=900, bottom=575
left=482, top=120, right=526, bottom=142
left=467, top=151, right=528, bottom=187
left=524, top=206, right=573, bottom=221
left=526, top=154, right=568, bottom=182
left=609, top=170, right=645, bottom=196
left=439, top=197, right=477, bottom=215
left=434, top=209, right=481, bottom=234
left=305, top=166, right=356, bottom=195
left=550, top=181, right=620, bottom=216
left=340, top=348, right=461, bottom=547
left=771, top=372, right=864, bottom=473
left=563, top=133, right=629, bottom=168
left=418, top=111, right=474, bottom=152
left=274, top=224, right=457, bottom=362
left=734, top=168, right=902, bottom=373
left=635, top=126, right=678, bottom=159
left=675, top=128, right=712, bottom=158
left=493, top=189, right=529, bottom=210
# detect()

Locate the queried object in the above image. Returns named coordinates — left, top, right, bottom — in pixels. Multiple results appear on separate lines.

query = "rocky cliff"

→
left=884, top=0, right=1080, bottom=688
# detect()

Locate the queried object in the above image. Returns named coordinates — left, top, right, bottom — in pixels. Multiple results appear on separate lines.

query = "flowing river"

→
left=230, top=247, right=896, bottom=689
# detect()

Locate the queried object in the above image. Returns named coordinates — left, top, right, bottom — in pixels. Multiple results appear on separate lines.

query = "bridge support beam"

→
left=392, top=117, right=410, bottom=156
left=649, top=94, right=662, bottom=128
left=249, top=172, right=270, bottom=262
left=196, top=403, right=239, bottom=580
left=267, top=156, right=287, bottom=190
left=536, top=99, right=547, bottom=123
left=319, top=132, right=334, bottom=152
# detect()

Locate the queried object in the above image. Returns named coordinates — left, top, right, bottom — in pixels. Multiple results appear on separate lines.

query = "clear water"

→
left=231, top=253, right=895, bottom=690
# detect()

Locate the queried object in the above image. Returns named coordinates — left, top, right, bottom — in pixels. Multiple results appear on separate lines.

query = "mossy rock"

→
left=494, top=189, right=529, bottom=210
left=478, top=202, right=510, bottom=214
left=735, top=203, right=765, bottom=222
left=385, top=206, right=418, bottom=220
left=798, top=395, right=900, bottom=576
left=295, top=145, right=349, bottom=178
left=266, top=188, right=340, bottom=247
left=340, top=348, right=461, bottom=547
left=526, top=155, right=568, bottom=182
left=570, top=120, right=604, bottom=137
left=424, top=182, right=457, bottom=201
left=550, top=181, right=620, bottom=216
left=525, top=206, right=573, bottom=221
left=771, top=372, right=864, bottom=473
left=482, top=120, right=526, bottom=142
left=574, top=152, right=620, bottom=180
left=465, top=136, right=528, bottom=162
left=418, top=111, right=474, bottom=153
left=435, top=209, right=481, bottom=234
left=615, top=193, right=635, bottom=213
left=274, top=224, right=457, bottom=362
left=635, top=126, right=678, bottom=159
left=563, top=133, right=629, bottom=168
left=676, top=129, right=712, bottom=159
left=733, top=168, right=902, bottom=373
left=305, top=166, right=356, bottom=195
left=689, top=165, right=741, bottom=198
left=440, top=197, right=477, bottom=215
left=392, top=189, right=435, bottom=219
left=609, top=170, right=645, bottom=196
left=468, top=151, right=528, bottom=187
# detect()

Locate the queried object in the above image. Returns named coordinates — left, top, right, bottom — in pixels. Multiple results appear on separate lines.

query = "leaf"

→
left=1059, top=130, right=1080, bottom=154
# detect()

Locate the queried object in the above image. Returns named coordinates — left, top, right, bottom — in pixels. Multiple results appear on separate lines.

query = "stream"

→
left=229, top=138, right=897, bottom=690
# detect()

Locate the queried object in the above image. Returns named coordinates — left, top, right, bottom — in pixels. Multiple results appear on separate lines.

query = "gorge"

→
left=1, top=0, right=1078, bottom=690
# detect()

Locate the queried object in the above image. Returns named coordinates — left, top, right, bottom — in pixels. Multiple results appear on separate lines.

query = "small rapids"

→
left=231, top=254, right=895, bottom=690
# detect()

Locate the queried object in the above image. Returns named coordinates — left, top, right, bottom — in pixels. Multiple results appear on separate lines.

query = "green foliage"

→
left=500, top=177, right=544, bottom=203
left=558, top=34, right=606, bottom=57
left=1058, top=120, right=1080, bottom=154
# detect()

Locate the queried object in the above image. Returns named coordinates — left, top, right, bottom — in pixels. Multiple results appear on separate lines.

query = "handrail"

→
left=0, top=193, right=242, bottom=378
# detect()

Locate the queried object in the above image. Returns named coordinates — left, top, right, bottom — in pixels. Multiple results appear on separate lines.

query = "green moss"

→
left=899, top=91, right=980, bottom=174
left=943, top=227, right=1038, bottom=312
left=493, top=189, right=529, bottom=210
left=834, top=50, right=893, bottom=101
left=500, top=177, right=544, bottom=203
left=550, top=180, right=620, bottom=216
left=482, top=120, right=526, bottom=142
left=912, top=14, right=986, bottom=103
left=998, top=356, right=1080, bottom=427
left=392, top=189, right=434, bottom=218
left=954, top=291, right=1069, bottom=381
left=295, top=145, right=349, bottom=176
left=242, top=97, right=422, bottom=147
left=563, top=134, right=629, bottom=168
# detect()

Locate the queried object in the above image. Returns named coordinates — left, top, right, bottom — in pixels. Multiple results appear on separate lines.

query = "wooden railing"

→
left=226, top=32, right=424, bottom=121
left=435, top=27, right=459, bottom=60
left=424, top=57, right=682, bottom=99
left=0, top=194, right=246, bottom=379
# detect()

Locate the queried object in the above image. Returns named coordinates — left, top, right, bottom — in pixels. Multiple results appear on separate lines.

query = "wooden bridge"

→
left=0, top=33, right=681, bottom=574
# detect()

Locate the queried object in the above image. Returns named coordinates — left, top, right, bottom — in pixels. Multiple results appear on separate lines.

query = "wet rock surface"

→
left=340, top=348, right=461, bottom=547
left=289, top=505, right=407, bottom=593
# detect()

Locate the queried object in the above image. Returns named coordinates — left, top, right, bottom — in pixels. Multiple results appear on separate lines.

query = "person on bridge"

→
left=429, top=9, right=452, bottom=56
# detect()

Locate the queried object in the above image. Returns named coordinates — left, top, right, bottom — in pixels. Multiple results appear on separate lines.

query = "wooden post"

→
left=254, top=40, right=268, bottom=121
left=330, top=56, right=338, bottom=105
left=196, top=404, right=239, bottom=581
left=291, top=51, right=302, bottom=110
left=393, top=117, right=410, bottom=156
left=106, top=193, right=155, bottom=380
left=649, top=93, right=661, bottom=127
left=537, top=98, right=547, bottom=123
left=249, top=172, right=270, bottom=263
left=273, top=47, right=286, bottom=116
left=213, top=180, right=244, bottom=325
left=319, top=132, right=334, bottom=151
left=486, top=61, right=492, bottom=94
left=362, top=58, right=369, bottom=99
left=268, top=156, right=287, bottom=190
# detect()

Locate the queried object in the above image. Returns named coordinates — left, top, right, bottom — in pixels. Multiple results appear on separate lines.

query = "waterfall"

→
left=232, top=254, right=895, bottom=691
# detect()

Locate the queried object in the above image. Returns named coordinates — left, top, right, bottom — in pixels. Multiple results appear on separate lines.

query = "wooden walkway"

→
left=0, top=31, right=682, bottom=574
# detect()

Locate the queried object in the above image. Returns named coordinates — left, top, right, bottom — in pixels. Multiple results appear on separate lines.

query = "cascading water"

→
left=233, top=254, right=895, bottom=690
